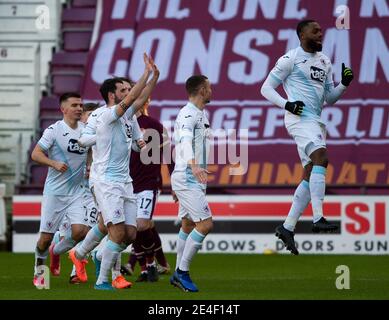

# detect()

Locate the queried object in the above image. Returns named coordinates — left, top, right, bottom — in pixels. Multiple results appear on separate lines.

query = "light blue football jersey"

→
left=269, top=46, right=334, bottom=127
left=172, top=102, right=211, bottom=190
left=38, top=120, right=88, bottom=195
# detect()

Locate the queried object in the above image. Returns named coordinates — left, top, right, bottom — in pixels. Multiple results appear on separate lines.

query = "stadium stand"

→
left=0, top=0, right=96, bottom=194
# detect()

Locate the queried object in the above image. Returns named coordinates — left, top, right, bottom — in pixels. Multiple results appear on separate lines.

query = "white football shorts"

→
left=287, top=120, right=327, bottom=167
left=93, top=180, right=137, bottom=227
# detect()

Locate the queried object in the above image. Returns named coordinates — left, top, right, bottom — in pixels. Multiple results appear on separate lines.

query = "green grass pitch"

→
left=0, top=252, right=388, bottom=300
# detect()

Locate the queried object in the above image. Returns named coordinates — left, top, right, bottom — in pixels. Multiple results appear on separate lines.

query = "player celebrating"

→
left=72, top=54, right=157, bottom=290
left=170, top=75, right=213, bottom=292
left=261, top=20, right=354, bottom=255
left=74, top=78, right=144, bottom=289
left=71, top=73, right=160, bottom=288
left=125, top=95, right=172, bottom=283
left=31, top=93, right=90, bottom=288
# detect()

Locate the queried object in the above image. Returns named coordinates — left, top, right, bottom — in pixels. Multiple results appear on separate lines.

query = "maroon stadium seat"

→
left=15, top=184, right=44, bottom=195
left=62, top=8, right=96, bottom=28
left=63, top=31, right=92, bottom=51
left=40, top=96, right=59, bottom=111
left=51, top=72, right=83, bottom=95
left=51, top=52, right=88, bottom=72
left=39, top=109, right=61, bottom=118
left=29, top=165, right=48, bottom=184
left=40, top=116, right=62, bottom=131
left=72, top=0, right=97, bottom=8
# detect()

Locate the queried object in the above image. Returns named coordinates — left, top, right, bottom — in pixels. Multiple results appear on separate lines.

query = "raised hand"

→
left=149, top=55, right=160, bottom=77
left=143, top=52, right=153, bottom=73
left=341, top=63, right=354, bottom=86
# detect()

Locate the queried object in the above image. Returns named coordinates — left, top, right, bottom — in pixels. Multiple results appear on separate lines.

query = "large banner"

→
left=82, top=0, right=389, bottom=188
left=12, top=195, right=389, bottom=254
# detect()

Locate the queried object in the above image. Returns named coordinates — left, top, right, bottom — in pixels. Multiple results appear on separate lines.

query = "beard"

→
left=307, top=39, right=322, bottom=52
left=114, top=96, right=122, bottom=104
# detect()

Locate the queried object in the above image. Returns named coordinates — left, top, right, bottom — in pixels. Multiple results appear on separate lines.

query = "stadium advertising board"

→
left=81, top=0, right=389, bottom=189
left=12, top=195, right=389, bottom=254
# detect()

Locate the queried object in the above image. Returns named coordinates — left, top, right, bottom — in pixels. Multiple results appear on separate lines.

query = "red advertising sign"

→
left=82, top=0, right=389, bottom=188
left=12, top=195, right=389, bottom=254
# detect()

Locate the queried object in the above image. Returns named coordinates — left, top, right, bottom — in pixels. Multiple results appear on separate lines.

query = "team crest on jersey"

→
left=310, top=66, right=326, bottom=83
left=67, top=139, right=87, bottom=154
left=46, top=221, right=53, bottom=229
left=125, top=123, right=133, bottom=138
left=113, top=209, right=122, bottom=218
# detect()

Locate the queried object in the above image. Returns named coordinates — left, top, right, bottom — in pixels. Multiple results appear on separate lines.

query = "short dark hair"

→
left=117, top=77, right=135, bottom=87
left=59, top=92, right=81, bottom=104
left=296, top=19, right=316, bottom=39
left=99, top=78, right=123, bottom=103
left=82, top=102, right=99, bottom=113
left=185, top=75, right=208, bottom=96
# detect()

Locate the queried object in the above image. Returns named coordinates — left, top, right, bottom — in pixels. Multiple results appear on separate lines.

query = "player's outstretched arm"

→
left=31, top=144, right=68, bottom=173
left=116, top=53, right=153, bottom=118
left=133, top=57, right=160, bottom=110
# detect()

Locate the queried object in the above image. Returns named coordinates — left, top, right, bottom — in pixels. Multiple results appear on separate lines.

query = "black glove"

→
left=285, top=101, right=305, bottom=116
left=341, top=63, right=354, bottom=86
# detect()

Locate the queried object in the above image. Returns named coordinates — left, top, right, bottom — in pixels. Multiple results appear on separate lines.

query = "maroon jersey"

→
left=130, top=114, right=164, bottom=193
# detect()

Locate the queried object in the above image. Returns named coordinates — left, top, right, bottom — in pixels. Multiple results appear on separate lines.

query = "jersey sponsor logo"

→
left=310, top=66, right=326, bottom=83
left=67, top=139, right=87, bottom=154
left=63, top=132, right=69, bottom=136
left=92, top=113, right=97, bottom=117
left=48, top=126, right=54, bottom=130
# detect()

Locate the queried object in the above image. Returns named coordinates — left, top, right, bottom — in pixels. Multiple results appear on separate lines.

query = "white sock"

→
left=111, top=252, right=122, bottom=280
left=76, top=225, right=105, bottom=259
left=53, top=231, right=61, bottom=244
left=175, top=229, right=188, bottom=271
left=284, top=180, right=311, bottom=231
left=70, top=264, right=76, bottom=277
left=310, top=165, right=327, bottom=223
left=179, top=229, right=205, bottom=272
left=34, top=246, right=49, bottom=274
left=53, top=234, right=76, bottom=255
left=96, top=240, right=123, bottom=285
left=96, top=243, right=104, bottom=261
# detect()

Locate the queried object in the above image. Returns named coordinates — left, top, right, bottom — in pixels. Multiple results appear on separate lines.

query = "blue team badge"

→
left=125, top=123, right=133, bottom=138
left=113, top=209, right=122, bottom=218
